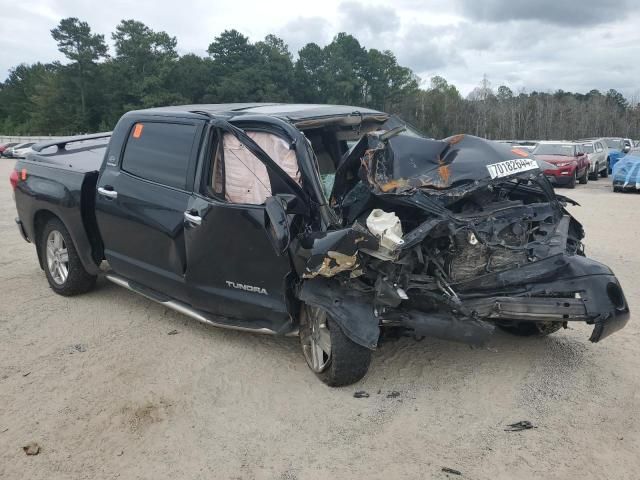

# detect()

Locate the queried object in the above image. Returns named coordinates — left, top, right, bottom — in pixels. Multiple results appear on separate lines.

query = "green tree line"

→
left=1, top=17, right=639, bottom=139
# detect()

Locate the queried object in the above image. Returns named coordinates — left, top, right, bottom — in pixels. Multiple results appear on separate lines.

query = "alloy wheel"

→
left=46, top=230, right=69, bottom=285
left=300, top=306, right=332, bottom=373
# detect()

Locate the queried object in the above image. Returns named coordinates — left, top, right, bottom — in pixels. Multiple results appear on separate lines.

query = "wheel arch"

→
left=33, top=210, right=59, bottom=270
left=32, top=209, right=100, bottom=275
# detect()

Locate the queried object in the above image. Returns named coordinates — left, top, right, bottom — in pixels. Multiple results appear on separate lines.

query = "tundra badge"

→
left=225, top=281, right=268, bottom=295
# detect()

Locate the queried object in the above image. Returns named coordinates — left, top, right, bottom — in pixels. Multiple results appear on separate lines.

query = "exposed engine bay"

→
left=294, top=132, right=629, bottom=350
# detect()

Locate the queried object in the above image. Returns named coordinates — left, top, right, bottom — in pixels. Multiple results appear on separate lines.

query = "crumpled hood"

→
left=332, top=133, right=544, bottom=200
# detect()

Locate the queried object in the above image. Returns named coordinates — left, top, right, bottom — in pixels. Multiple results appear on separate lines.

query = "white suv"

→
left=580, top=139, right=609, bottom=179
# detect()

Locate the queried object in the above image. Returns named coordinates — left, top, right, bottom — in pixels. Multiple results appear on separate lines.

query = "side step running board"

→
left=105, top=273, right=297, bottom=337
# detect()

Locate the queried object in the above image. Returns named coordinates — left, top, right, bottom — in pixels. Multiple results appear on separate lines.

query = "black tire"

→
left=567, top=171, right=577, bottom=189
left=579, top=168, right=588, bottom=184
left=498, top=321, right=563, bottom=337
left=300, top=306, right=372, bottom=387
left=589, top=163, right=599, bottom=180
left=40, top=218, right=97, bottom=296
left=606, top=158, right=612, bottom=175
left=601, top=161, right=609, bottom=178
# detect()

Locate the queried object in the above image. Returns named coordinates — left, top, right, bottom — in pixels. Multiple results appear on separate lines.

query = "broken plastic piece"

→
left=363, top=209, right=404, bottom=260
left=504, top=420, right=536, bottom=432
left=441, top=467, right=462, bottom=475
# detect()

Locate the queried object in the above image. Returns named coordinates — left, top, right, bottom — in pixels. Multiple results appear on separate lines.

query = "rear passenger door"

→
left=95, top=118, right=204, bottom=303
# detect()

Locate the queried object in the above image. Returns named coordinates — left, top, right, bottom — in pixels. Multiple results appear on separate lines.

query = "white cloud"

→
left=1, top=0, right=639, bottom=97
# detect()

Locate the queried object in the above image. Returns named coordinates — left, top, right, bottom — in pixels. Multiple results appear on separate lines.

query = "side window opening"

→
left=121, top=121, right=197, bottom=190
left=208, top=129, right=301, bottom=205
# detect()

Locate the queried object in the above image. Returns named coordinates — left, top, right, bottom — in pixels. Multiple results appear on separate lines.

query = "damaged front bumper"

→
left=298, top=254, right=629, bottom=349
left=293, top=133, right=630, bottom=350
left=458, top=255, right=630, bottom=343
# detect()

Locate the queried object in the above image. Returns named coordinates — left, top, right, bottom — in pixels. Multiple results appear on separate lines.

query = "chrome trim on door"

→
left=183, top=211, right=202, bottom=226
left=97, top=187, right=118, bottom=199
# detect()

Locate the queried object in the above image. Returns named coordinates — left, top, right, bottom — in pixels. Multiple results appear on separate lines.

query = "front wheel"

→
left=579, top=168, right=588, bottom=184
left=567, top=171, right=577, bottom=189
left=498, top=321, right=563, bottom=337
left=40, top=218, right=97, bottom=296
left=299, top=305, right=372, bottom=387
left=601, top=160, right=609, bottom=178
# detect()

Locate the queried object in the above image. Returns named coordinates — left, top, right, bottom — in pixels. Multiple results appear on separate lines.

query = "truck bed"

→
left=27, top=133, right=111, bottom=173
left=12, top=133, right=111, bottom=276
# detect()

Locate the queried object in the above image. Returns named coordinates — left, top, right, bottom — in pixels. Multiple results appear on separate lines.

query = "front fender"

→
left=297, top=278, right=379, bottom=349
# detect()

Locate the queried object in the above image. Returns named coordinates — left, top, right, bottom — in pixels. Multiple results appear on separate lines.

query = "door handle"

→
left=184, top=211, right=202, bottom=226
left=97, top=186, right=118, bottom=199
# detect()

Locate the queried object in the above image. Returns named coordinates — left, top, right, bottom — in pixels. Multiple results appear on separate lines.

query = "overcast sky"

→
left=1, top=0, right=639, bottom=97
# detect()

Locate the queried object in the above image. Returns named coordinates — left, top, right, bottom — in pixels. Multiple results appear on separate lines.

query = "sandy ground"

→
left=1, top=157, right=639, bottom=480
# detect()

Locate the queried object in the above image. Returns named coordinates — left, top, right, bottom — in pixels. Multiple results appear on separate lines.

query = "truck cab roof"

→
left=127, top=103, right=390, bottom=130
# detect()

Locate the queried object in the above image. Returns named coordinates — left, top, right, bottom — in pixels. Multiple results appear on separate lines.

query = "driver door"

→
left=184, top=122, right=307, bottom=333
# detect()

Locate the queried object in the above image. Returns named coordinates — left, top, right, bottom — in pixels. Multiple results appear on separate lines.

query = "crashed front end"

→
left=294, top=132, right=629, bottom=349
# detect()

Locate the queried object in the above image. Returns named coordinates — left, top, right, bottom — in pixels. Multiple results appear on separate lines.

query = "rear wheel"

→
left=498, top=321, right=563, bottom=337
left=299, top=305, right=372, bottom=387
left=40, top=218, right=97, bottom=296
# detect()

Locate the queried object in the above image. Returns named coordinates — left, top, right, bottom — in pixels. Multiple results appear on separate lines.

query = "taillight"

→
left=9, top=169, right=19, bottom=190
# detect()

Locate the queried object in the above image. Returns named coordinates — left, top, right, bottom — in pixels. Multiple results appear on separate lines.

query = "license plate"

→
left=486, top=158, right=539, bottom=179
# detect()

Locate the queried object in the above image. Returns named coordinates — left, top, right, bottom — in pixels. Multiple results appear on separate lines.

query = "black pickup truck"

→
left=10, top=103, right=630, bottom=386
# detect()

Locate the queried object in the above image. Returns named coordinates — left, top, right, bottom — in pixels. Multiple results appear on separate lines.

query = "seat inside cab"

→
left=298, top=114, right=403, bottom=198
left=209, top=116, right=396, bottom=205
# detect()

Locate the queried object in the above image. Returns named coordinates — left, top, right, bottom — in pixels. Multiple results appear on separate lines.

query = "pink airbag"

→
left=223, top=132, right=300, bottom=204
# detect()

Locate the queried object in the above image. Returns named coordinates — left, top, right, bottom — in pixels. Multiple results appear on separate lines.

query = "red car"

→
left=0, top=142, right=19, bottom=157
left=532, top=142, right=590, bottom=188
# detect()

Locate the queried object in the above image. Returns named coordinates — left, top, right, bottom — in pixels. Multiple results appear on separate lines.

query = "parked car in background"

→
left=532, top=141, right=590, bottom=188
left=495, top=140, right=538, bottom=151
left=579, top=139, right=608, bottom=179
left=4, top=142, right=35, bottom=158
left=0, top=142, right=19, bottom=157
left=603, top=137, right=629, bottom=173
left=612, top=154, right=640, bottom=192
